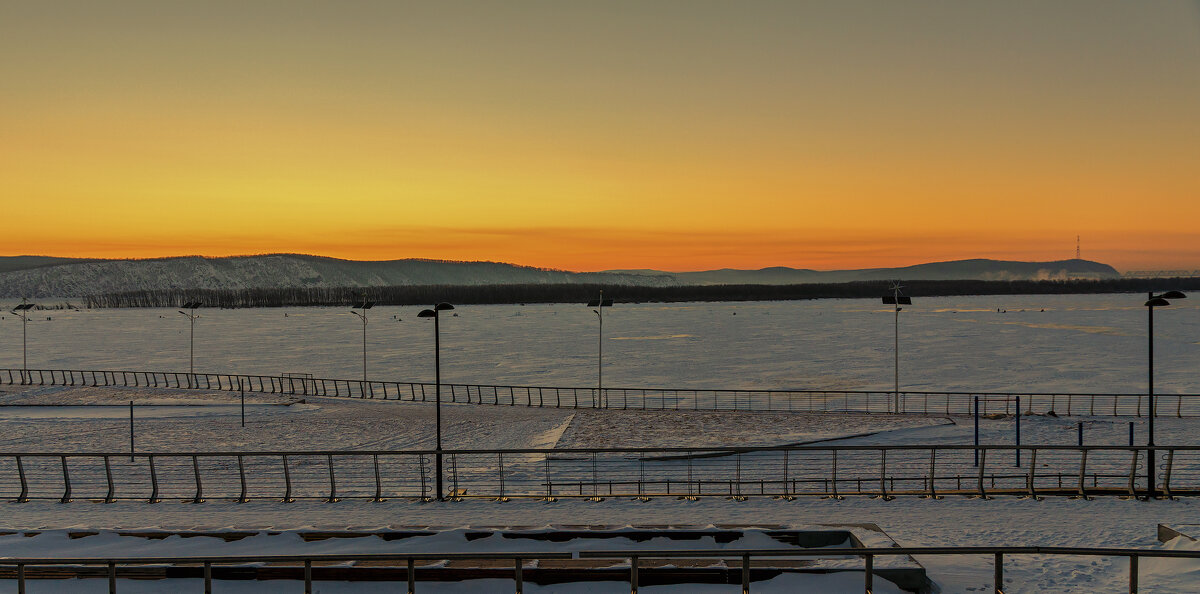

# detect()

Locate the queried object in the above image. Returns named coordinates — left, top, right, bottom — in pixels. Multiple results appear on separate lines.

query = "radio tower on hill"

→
left=1076, top=235, right=1081, bottom=260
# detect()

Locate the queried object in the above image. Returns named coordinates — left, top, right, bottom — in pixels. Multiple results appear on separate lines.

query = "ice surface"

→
left=2, top=294, right=1196, bottom=394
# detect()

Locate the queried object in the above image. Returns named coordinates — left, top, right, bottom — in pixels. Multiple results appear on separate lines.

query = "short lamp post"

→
left=586, top=291, right=614, bottom=408
left=350, top=300, right=375, bottom=382
left=177, top=302, right=202, bottom=387
left=882, top=282, right=912, bottom=414
left=1144, top=289, right=1185, bottom=498
left=10, top=299, right=36, bottom=384
left=418, top=302, right=454, bottom=501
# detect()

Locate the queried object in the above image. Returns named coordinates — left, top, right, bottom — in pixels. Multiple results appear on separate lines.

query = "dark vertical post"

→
left=974, top=396, right=980, bottom=467
left=1130, top=554, right=1139, bottom=593
left=129, top=400, right=134, bottom=462
left=1015, top=396, right=1021, bottom=467
left=1147, top=293, right=1156, bottom=499
left=435, top=310, right=443, bottom=501
left=1148, top=293, right=1155, bottom=447
left=1078, top=422, right=1083, bottom=446
left=1129, top=422, right=1134, bottom=447
left=240, top=378, right=245, bottom=428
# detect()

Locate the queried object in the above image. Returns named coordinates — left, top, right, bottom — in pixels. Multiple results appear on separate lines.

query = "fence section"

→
left=0, top=546, right=1196, bottom=594
left=4, top=367, right=1199, bottom=417
left=0, top=445, right=1196, bottom=502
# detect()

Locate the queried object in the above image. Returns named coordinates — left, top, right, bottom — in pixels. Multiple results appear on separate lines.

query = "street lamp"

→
left=586, top=291, right=614, bottom=408
left=1144, top=289, right=1185, bottom=498
left=350, top=300, right=375, bottom=381
left=10, top=299, right=36, bottom=384
left=882, top=282, right=912, bottom=414
left=177, top=302, right=202, bottom=386
left=418, top=302, right=454, bottom=501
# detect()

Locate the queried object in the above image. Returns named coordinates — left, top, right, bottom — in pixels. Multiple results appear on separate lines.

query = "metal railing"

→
left=1, top=546, right=1197, bottom=593
left=0, top=551, right=571, bottom=594
left=4, top=367, right=1199, bottom=417
left=577, top=546, right=1200, bottom=594
left=1, top=445, right=1197, bottom=503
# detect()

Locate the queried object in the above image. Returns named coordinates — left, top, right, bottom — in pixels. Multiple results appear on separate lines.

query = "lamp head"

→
left=1161, top=291, right=1187, bottom=300
left=1145, top=297, right=1170, bottom=307
left=418, top=309, right=436, bottom=318
left=435, top=302, right=454, bottom=311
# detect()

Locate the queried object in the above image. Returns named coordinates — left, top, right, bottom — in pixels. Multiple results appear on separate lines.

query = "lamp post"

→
left=10, top=299, right=36, bottom=384
left=177, top=302, right=201, bottom=387
left=418, top=302, right=454, bottom=501
left=882, top=282, right=912, bottom=414
left=1144, top=290, right=1186, bottom=499
left=350, top=300, right=375, bottom=382
left=586, top=291, right=614, bottom=408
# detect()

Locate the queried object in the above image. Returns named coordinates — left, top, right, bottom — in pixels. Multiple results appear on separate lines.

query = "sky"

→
left=2, top=1, right=1198, bottom=272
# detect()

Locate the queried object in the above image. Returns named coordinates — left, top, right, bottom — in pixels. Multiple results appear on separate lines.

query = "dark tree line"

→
left=80, top=277, right=1200, bottom=309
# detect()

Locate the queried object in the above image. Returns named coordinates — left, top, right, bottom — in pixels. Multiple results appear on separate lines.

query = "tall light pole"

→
left=177, top=302, right=201, bottom=386
left=11, top=299, right=36, bottom=384
left=350, top=300, right=375, bottom=381
left=587, top=291, right=613, bottom=408
left=1144, top=290, right=1185, bottom=498
left=882, top=282, right=912, bottom=414
left=418, top=302, right=454, bottom=501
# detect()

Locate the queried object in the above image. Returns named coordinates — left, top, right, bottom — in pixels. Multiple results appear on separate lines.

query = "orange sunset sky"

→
left=3, top=1, right=1199, bottom=272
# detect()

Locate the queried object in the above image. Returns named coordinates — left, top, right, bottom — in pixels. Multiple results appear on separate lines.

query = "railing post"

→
left=977, top=448, right=988, bottom=498
left=190, top=455, right=203, bottom=503
left=875, top=450, right=888, bottom=499
left=630, top=555, right=639, bottom=594
left=204, top=561, right=212, bottom=594
left=108, top=561, right=116, bottom=594
left=327, top=454, right=338, bottom=503
left=60, top=455, right=72, bottom=503
left=515, top=557, right=524, bottom=594
left=408, top=558, right=416, bottom=594
left=104, top=455, right=115, bottom=503
left=1163, top=450, right=1175, bottom=499
left=16, top=455, right=28, bottom=503
left=17, top=563, right=25, bottom=594
left=304, top=559, right=312, bottom=594
left=994, top=552, right=1003, bottom=594
left=282, top=455, right=293, bottom=502
left=237, top=454, right=247, bottom=503
left=1129, top=554, right=1138, bottom=593
left=373, top=454, right=383, bottom=502
left=742, top=552, right=751, bottom=594
left=864, top=553, right=873, bottom=593
left=927, top=448, right=937, bottom=499
left=1078, top=449, right=1089, bottom=499
left=1127, top=450, right=1140, bottom=498
left=148, top=454, right=159, bottom=503
left=1027, top=449, right=1038, bottom=499
left=830, top=450, right=840, bottom=498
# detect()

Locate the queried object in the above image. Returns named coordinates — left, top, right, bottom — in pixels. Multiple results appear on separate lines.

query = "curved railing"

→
left=3, top=367, right=1199, bottom=417
left=0, top=444, right=1195, bottom=503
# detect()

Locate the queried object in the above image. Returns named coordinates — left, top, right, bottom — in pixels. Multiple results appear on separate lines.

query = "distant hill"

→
left=0, top=254, right=674, bottom=298
left=0, top=254, right=1120, bottom=298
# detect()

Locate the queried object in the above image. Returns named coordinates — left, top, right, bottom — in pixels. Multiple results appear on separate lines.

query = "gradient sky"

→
left=3, top=1, right=1199, bottom=271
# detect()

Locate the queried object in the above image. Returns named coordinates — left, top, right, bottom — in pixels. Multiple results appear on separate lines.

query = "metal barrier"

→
left=3, top=367, right=1199, bottom=417
left=0, top=546, right=1196, bottom=593
left=1, top=445, right=1196, bottom=502
left=0, top=551, right=571, bottom=594
left=578, top=546, right=1200, bottom=594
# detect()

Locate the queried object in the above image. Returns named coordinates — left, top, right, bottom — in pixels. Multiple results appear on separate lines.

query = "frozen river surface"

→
left=1, top=293, right=1196, bottom=394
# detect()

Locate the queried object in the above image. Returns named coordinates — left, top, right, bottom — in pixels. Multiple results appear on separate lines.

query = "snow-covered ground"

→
left=0, top=386, right=1196, bottom=590
left=1, top=292, right=1198, bottom=591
